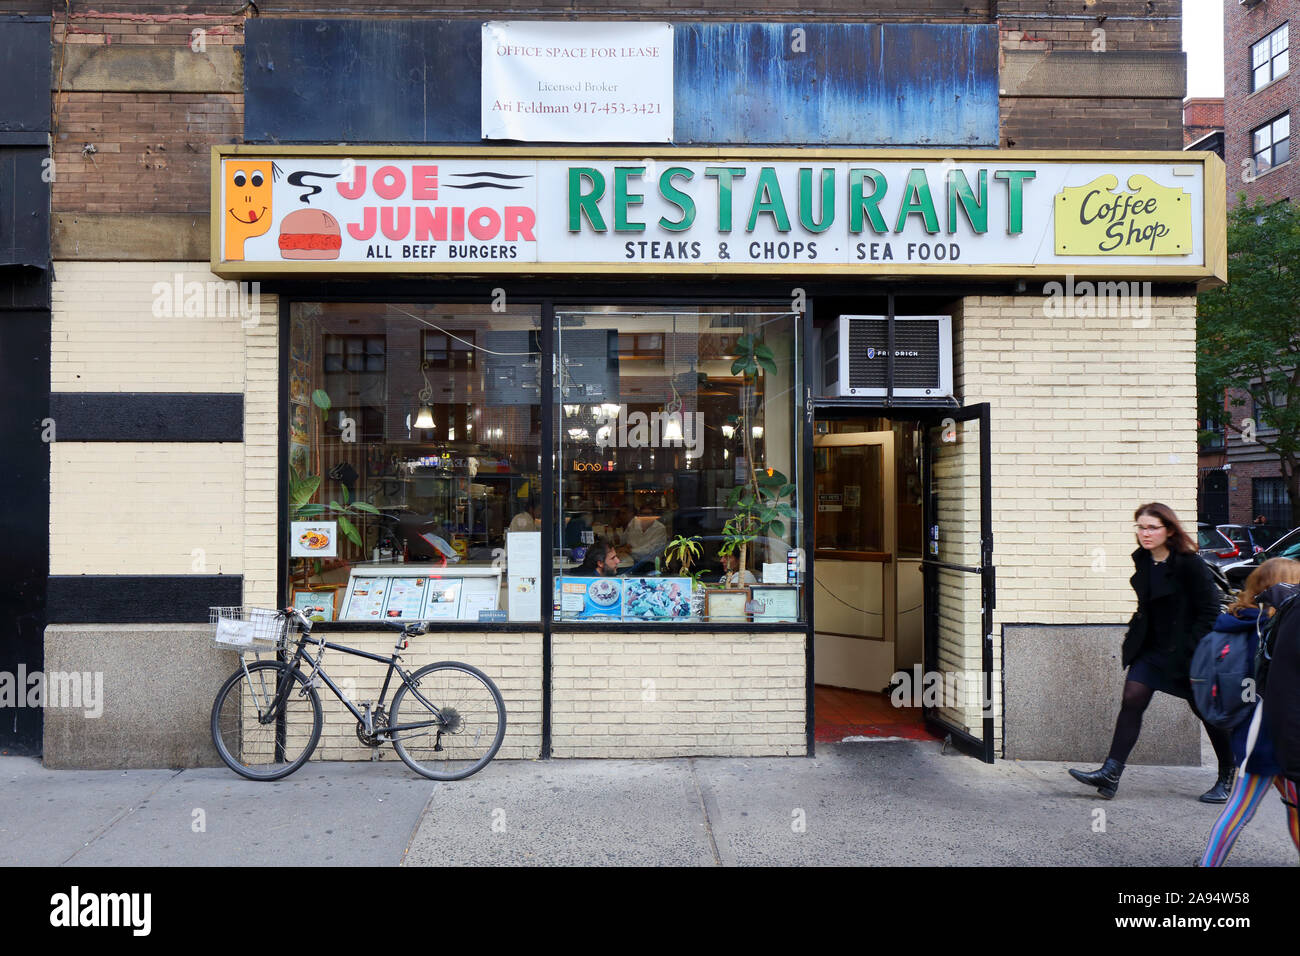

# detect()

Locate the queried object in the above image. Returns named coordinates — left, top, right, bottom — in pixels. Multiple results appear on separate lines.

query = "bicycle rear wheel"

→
left=211, top=661, right=322, bottom=781
left=389, top=662, right=506, bottom=781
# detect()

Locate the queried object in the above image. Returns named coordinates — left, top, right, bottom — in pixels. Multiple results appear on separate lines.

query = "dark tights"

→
left=1107, top=679, right=1235, bottom=771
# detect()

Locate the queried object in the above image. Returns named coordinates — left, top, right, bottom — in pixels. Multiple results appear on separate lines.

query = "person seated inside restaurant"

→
left=509, top=499, right=540, bottom=533
left=718, top=552, right=757, bottom=586
left=616, top=503, right=668, bottom=574
left=563, top=511, right=592, bottom=551
left=576, top=541, right=621, bottom=577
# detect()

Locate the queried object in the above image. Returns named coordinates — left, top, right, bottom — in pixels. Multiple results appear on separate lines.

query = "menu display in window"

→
left=339, top=571, right=501, bottom=622
left=422, top=578, right=464, bottom=620
left=383, top=576, right=427, bottom=620
left=342, top=577, right=389, bottom=621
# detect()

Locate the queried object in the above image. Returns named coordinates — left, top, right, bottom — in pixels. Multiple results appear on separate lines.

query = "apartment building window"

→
left=1252, top=114, right=1291, bottom=174
left=1253, top=478, right=1292, bottom=528
left=1252, top=23, right=1289, bottom=92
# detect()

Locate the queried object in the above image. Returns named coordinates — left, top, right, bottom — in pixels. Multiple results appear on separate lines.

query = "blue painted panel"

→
left=245, top=20, right=997, bottom=147
left=244, top=19, right=482, bottom=143
left=674, top=23, right=997, bottom=146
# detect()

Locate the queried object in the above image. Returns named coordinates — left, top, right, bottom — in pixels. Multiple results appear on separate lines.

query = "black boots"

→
left=1199, top=768, right=1236, bottom=804
left=1069, top=758, right=1125, bottom=799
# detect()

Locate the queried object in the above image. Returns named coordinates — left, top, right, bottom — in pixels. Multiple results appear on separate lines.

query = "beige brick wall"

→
left=551, top=633, right=807, bottom=758
left=50, top=443, right=243, bottom=575
left=963, top=293, right=1199, bottom=627
left=50, top=262, right=279, bottom=592
left=299, top=632, right=542, bottom=762
left=52, top=262, right=259, bottom=392
left=242, top=281, right=279, bottom=608
left=961, top=293, right=1199, bottom=753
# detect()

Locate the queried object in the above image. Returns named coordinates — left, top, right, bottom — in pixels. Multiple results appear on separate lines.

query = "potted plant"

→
left=719, top=334, right=797, bottom=585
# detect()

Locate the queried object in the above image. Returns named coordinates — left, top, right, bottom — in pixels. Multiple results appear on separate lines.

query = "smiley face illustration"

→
left=224, top=161, right=276, bottom=261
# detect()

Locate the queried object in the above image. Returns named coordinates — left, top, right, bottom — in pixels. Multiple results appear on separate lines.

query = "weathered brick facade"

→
left=1224, top=0, right=1297, bottom=206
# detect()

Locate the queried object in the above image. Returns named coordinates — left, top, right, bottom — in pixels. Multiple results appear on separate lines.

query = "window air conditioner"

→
left=824, top=315, right=954, bottom=399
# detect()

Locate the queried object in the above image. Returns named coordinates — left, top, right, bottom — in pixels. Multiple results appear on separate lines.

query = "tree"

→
left=1197, top=198, right=1300, bottom=526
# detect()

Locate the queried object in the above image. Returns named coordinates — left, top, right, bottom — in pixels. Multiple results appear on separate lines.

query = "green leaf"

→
left=296, top=503, right=327, bottom=518
left=289, top=474, right=321, bottom=511
left=768, top=519, right=785, bottom=536
left=328, top=500, right=342, bottom=514
left=756, top=355, right=779, bottom=377
left=350, top=501, right=381, bottom=516
left=338, top=514, right=361, bottom=548
left=311, top=389, right=332, bottom=412
left=341, top=484, right=352, bottom=506
left=754, top=344, right=776, bottom=361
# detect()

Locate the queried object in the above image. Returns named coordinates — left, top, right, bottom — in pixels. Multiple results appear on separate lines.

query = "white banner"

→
left=481, top=21, right=673, bottom=142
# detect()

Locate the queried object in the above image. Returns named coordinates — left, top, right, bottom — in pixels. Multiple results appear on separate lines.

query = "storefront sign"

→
left=482, top=21, right=673, bottom=142
left=1054, top=174, right=1192, bottom=255
left=212, top=148, right=1224, bottom=281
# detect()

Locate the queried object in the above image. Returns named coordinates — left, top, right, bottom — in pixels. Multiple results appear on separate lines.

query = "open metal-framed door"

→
left=920, top=403, right=995, bottom=763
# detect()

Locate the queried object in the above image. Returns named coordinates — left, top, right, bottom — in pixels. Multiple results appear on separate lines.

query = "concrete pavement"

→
left=2, top=740, right=1295, bottom=866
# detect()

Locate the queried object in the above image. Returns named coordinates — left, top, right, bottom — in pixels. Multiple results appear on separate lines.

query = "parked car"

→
left=1197, top=523, right=1241, bottom=569
left=1225, top=527, right=1300, bottom=590
left=1218, top=523, right=1288, bottom=558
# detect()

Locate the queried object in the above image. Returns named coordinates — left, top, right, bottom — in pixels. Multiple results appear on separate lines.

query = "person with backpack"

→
left=1199, top=558, right=1300, bottom=866
left=1068, top=503, right=1237, bottom=801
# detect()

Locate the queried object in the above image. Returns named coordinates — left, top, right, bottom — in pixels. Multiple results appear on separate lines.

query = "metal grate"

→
left=846, top=318, right=942, bottom=390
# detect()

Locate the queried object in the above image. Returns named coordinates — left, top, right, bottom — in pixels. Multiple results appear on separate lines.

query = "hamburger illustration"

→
left=278, top=208, right=342, bottom=260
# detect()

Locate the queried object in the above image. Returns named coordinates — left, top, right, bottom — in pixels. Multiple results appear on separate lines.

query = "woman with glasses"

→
left=1068, top=503, right=1236, bottom=801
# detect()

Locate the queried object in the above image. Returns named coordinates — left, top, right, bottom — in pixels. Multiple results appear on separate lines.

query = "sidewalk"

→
left=2, top=740, right=1295, bottom=866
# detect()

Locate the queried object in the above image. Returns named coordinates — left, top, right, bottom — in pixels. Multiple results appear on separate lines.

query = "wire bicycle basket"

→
left=210, top=607, right=290, bottom=652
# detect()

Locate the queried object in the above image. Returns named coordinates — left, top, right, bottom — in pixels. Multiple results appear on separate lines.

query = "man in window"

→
left=577, top=541, right=621, bottom=577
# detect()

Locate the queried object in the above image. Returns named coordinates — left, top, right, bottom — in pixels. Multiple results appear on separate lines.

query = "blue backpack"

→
left=1190, top=615, right=1264, bottom=730
left=1191, top=583, right=1300, bottom=730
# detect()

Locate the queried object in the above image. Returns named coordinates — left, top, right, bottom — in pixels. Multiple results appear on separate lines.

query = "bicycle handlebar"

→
left=281, top=606, right=427, bottom=637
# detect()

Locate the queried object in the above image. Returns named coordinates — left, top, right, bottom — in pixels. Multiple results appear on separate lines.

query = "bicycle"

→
left=209, top=606, right=506, bottom=782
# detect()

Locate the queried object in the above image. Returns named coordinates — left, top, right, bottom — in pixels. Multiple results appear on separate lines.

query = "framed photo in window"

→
left=750, top=585, right=799, bottom=623
left=292, top=586, right=339, bottom=623
left=705, top=588, right=750, bottom=623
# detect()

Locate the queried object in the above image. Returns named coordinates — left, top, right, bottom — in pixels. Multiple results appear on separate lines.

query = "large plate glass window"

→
left=287, top=302, right=541, bottom=624
left=552, top=305, right=805, bottom=624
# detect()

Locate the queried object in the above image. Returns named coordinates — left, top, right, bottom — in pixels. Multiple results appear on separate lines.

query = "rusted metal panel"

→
left=674, top=23, right=998, bottom=146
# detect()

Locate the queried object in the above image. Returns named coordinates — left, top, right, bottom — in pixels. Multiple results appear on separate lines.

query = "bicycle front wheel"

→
left=211, top=661, right=322, bottom=781
left=389, top=662, right=506, bottom=781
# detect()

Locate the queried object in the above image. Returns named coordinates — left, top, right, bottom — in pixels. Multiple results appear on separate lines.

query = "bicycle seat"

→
left=385, top=620, right=429, bottom=637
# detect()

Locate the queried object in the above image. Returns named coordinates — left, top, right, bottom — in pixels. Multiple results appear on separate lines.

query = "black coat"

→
left=1121, top=547, right=1220, bottom=681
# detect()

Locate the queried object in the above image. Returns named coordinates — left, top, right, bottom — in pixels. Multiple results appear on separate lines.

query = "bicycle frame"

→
left=244, top=623, right=450, bottom=744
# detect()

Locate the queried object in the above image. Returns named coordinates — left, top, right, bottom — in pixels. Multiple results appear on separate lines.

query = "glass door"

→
left=812, top=430, right=896, bottom=682
left=921, top=403, right=994, bottom=762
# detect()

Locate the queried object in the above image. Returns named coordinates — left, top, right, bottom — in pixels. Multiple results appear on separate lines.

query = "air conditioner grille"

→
left=847, top=318, right=941, bottom=390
